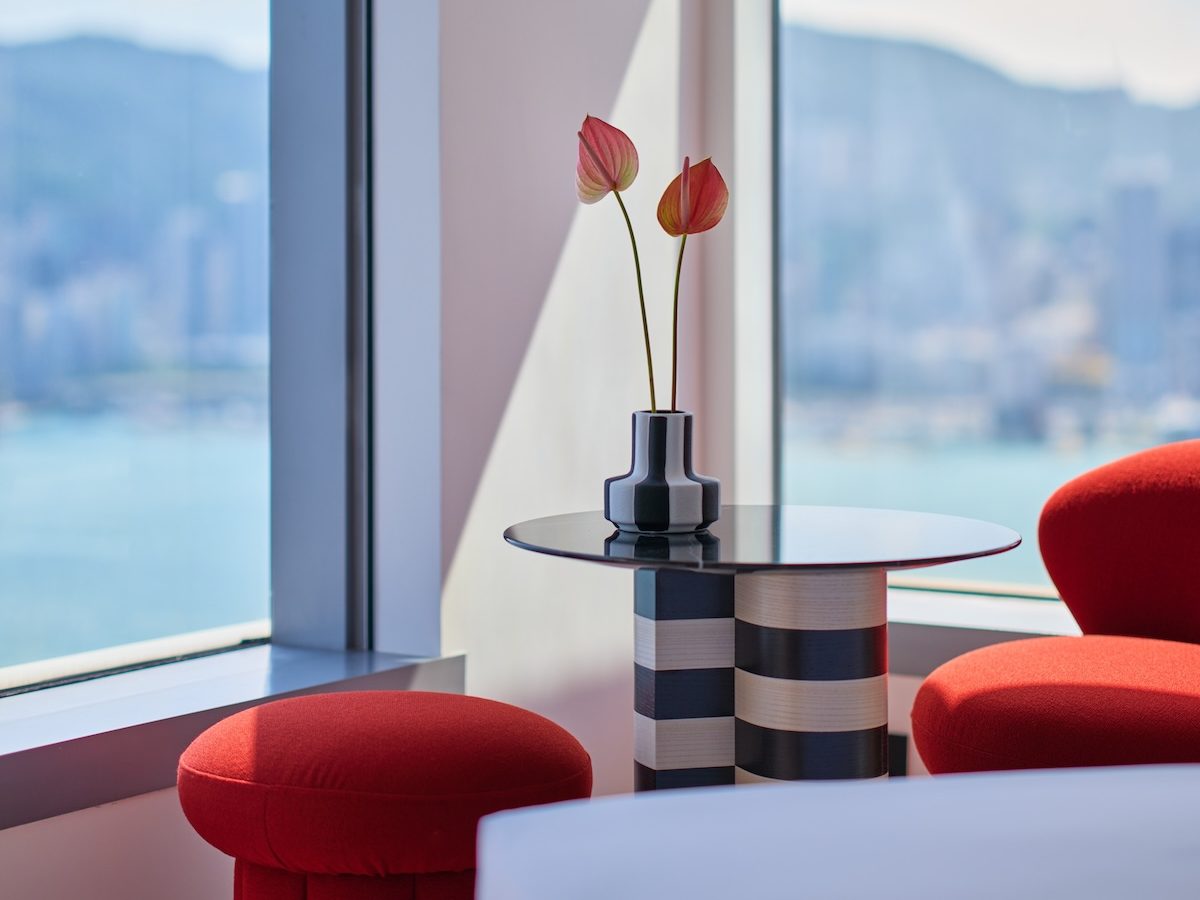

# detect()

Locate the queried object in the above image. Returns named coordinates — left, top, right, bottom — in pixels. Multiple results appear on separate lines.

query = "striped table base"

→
left=634, top=569, right=735, bottom=790
left=634, top=568, right=889, bottom=790
left=735, top=570, right=888, bottom=782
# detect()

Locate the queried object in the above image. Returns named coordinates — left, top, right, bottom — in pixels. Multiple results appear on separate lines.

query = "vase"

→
left=604, top=410, right=719, bottom=533
left=604, top=528, right=721, bottom=562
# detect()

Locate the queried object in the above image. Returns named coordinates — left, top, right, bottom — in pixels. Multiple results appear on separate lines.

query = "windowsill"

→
left=888, top=587, right=1080, bottom=676
left=890, top=587, right=1078, bottom=634
left=0, top=619, right=273, bottom=694
left=0, top=587, right=1071, bottom=829
left=0, top=644, right=465, bottom=829
left=890, top=575, right=1059, bottom=601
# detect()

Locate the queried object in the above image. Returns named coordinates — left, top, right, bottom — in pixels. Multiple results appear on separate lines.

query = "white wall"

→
left=0, top=788, right=230, bottom=900
left=439, top=0, right=653, bottom=570
left=440, top=0, right=684, bottom=795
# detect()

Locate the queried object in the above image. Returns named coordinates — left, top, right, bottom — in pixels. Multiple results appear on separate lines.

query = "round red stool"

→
left=912, top=439, right=1200, bottom=774
left=178, top=691, right=592, bottom=899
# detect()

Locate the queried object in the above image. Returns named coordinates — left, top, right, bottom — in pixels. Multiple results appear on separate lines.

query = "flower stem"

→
left=613, top=190, right=656, bottom=412
left=671, top=233, right=687, bottom=411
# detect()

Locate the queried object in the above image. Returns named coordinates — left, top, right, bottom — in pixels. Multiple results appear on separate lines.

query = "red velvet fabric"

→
left=234, top=860, right=475, bottom=900
left=178, top=691, right=592, bottom=879
left=1039, top=438, right=1200, bottom=643
left=912, top=635, right=1200, bottom=773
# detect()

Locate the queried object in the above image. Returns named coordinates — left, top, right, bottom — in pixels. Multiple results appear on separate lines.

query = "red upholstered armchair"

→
left=912, top=439, right=1200, bottom=774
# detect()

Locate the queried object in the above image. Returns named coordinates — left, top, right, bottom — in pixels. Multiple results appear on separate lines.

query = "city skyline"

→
left=0, top=36, right=267, bottom=416
left=778, top=21, right=1200, bottom=446
left=2, top=24, right=1197, bottom=445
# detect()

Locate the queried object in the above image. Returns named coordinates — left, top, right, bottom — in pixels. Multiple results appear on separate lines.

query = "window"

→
left=0, top=3, right=270, bottom=675
left=777, top=1, right=1200, bottom=588
left=0, top=2, right=449, bottom=829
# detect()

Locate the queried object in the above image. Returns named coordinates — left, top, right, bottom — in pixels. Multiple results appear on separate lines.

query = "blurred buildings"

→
left=0, top=37, right=267, bottom=420
left=3, top=28, right=1197, bottom=443
left=780, top=25, right=1200, bottom=446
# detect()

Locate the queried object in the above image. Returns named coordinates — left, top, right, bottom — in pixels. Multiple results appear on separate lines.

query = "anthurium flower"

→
left=576, top=114, right=657, bottom=410
left=657, top=157, right=729, bottom=236
left=576, top=115, right=639, bottom=204
left=659, top=156, right=730, bottom=409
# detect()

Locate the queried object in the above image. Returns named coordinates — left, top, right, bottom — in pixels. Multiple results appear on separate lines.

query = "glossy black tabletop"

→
left=504, top=505, right=1021, bottom=572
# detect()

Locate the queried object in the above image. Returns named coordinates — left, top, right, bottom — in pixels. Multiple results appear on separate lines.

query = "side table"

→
left=505, top=505, right=1020, bottom=790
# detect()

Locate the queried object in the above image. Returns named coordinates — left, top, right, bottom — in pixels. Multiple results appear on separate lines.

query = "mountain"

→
left=777, top=25, right=1200, bottom=405
left=777, top=24, right=1200, bottom=232
left=0, top=37, right=267, bottom=277
left=779, top=24, right=1200, bottom=225
left=0, top=38, right=268, bottom=403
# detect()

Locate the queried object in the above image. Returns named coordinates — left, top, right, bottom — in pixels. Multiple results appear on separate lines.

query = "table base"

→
left=633, top=570, right=735, bottom=790
left=633, top=568, right=889, bottom=791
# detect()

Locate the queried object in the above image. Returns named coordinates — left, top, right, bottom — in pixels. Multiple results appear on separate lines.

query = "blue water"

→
left=0, top=415, right=269, bottom=667
left=784, top=438, right=1146, bottom=587
left=0, top=414, right=1145, bottom=669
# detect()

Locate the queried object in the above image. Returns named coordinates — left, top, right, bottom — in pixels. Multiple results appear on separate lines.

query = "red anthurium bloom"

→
left=657, top=157, right=728, bottom=236
left=659, top=156, right=729, bottom=410
left=576, top=115, right=639, bottom=204
left=576, top=113, right=657, bottom=410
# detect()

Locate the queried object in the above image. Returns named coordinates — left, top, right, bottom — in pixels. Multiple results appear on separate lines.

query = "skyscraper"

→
left=1104, top=171, right=1169, bottom=402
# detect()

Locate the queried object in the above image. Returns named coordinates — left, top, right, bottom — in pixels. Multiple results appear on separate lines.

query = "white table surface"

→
left=478, top=765, right=1200, bottom=900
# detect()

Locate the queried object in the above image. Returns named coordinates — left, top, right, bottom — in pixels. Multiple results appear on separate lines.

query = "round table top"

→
left=504, top=505, right=1021, bottom=573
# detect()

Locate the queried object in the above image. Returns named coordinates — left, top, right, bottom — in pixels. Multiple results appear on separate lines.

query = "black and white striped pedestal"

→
left=633, top=568, right=889, bottom=791
left=633, top=569, right=735, bottom=791
left=734, top=570, right=889, bottom=782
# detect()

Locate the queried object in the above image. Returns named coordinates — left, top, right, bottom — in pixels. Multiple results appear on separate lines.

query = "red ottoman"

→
left=911, top=635, right=1200, bottom=773
left=178, top=691, right=592, bottom=899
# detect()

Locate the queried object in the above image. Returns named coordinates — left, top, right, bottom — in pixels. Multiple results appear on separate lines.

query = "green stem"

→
left=671, top=233, right=688, bottom=411
left=613, top=190, right=656, bottom=412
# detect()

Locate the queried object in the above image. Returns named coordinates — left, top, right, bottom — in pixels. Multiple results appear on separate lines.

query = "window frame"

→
left=679, top=0, right=776, bottom=503
left=270, top=0, right=372, bottom=650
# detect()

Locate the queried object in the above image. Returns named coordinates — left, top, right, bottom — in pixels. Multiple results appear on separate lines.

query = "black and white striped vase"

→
left=604, top=410, right=719, bottom=534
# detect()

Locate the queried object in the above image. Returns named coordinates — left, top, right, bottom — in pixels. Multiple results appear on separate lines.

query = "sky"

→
left=781, top=0, right=1200, bottom=107
left=1, top=2, right=1197, bottom=104
left=0, top=0, right=268, bottom=69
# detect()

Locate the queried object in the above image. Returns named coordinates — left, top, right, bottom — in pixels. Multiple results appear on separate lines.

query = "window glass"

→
left=778, top=1, right=1200, bottom=586
left=0, top=2, right=269, bottom=668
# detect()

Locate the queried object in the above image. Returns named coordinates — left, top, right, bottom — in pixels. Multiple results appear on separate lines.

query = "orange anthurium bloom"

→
left=657, top=157, right=729, bottom=236
left=576, top=115, right=639, bottom=204
left=659, top=156, right=730, bottom=410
